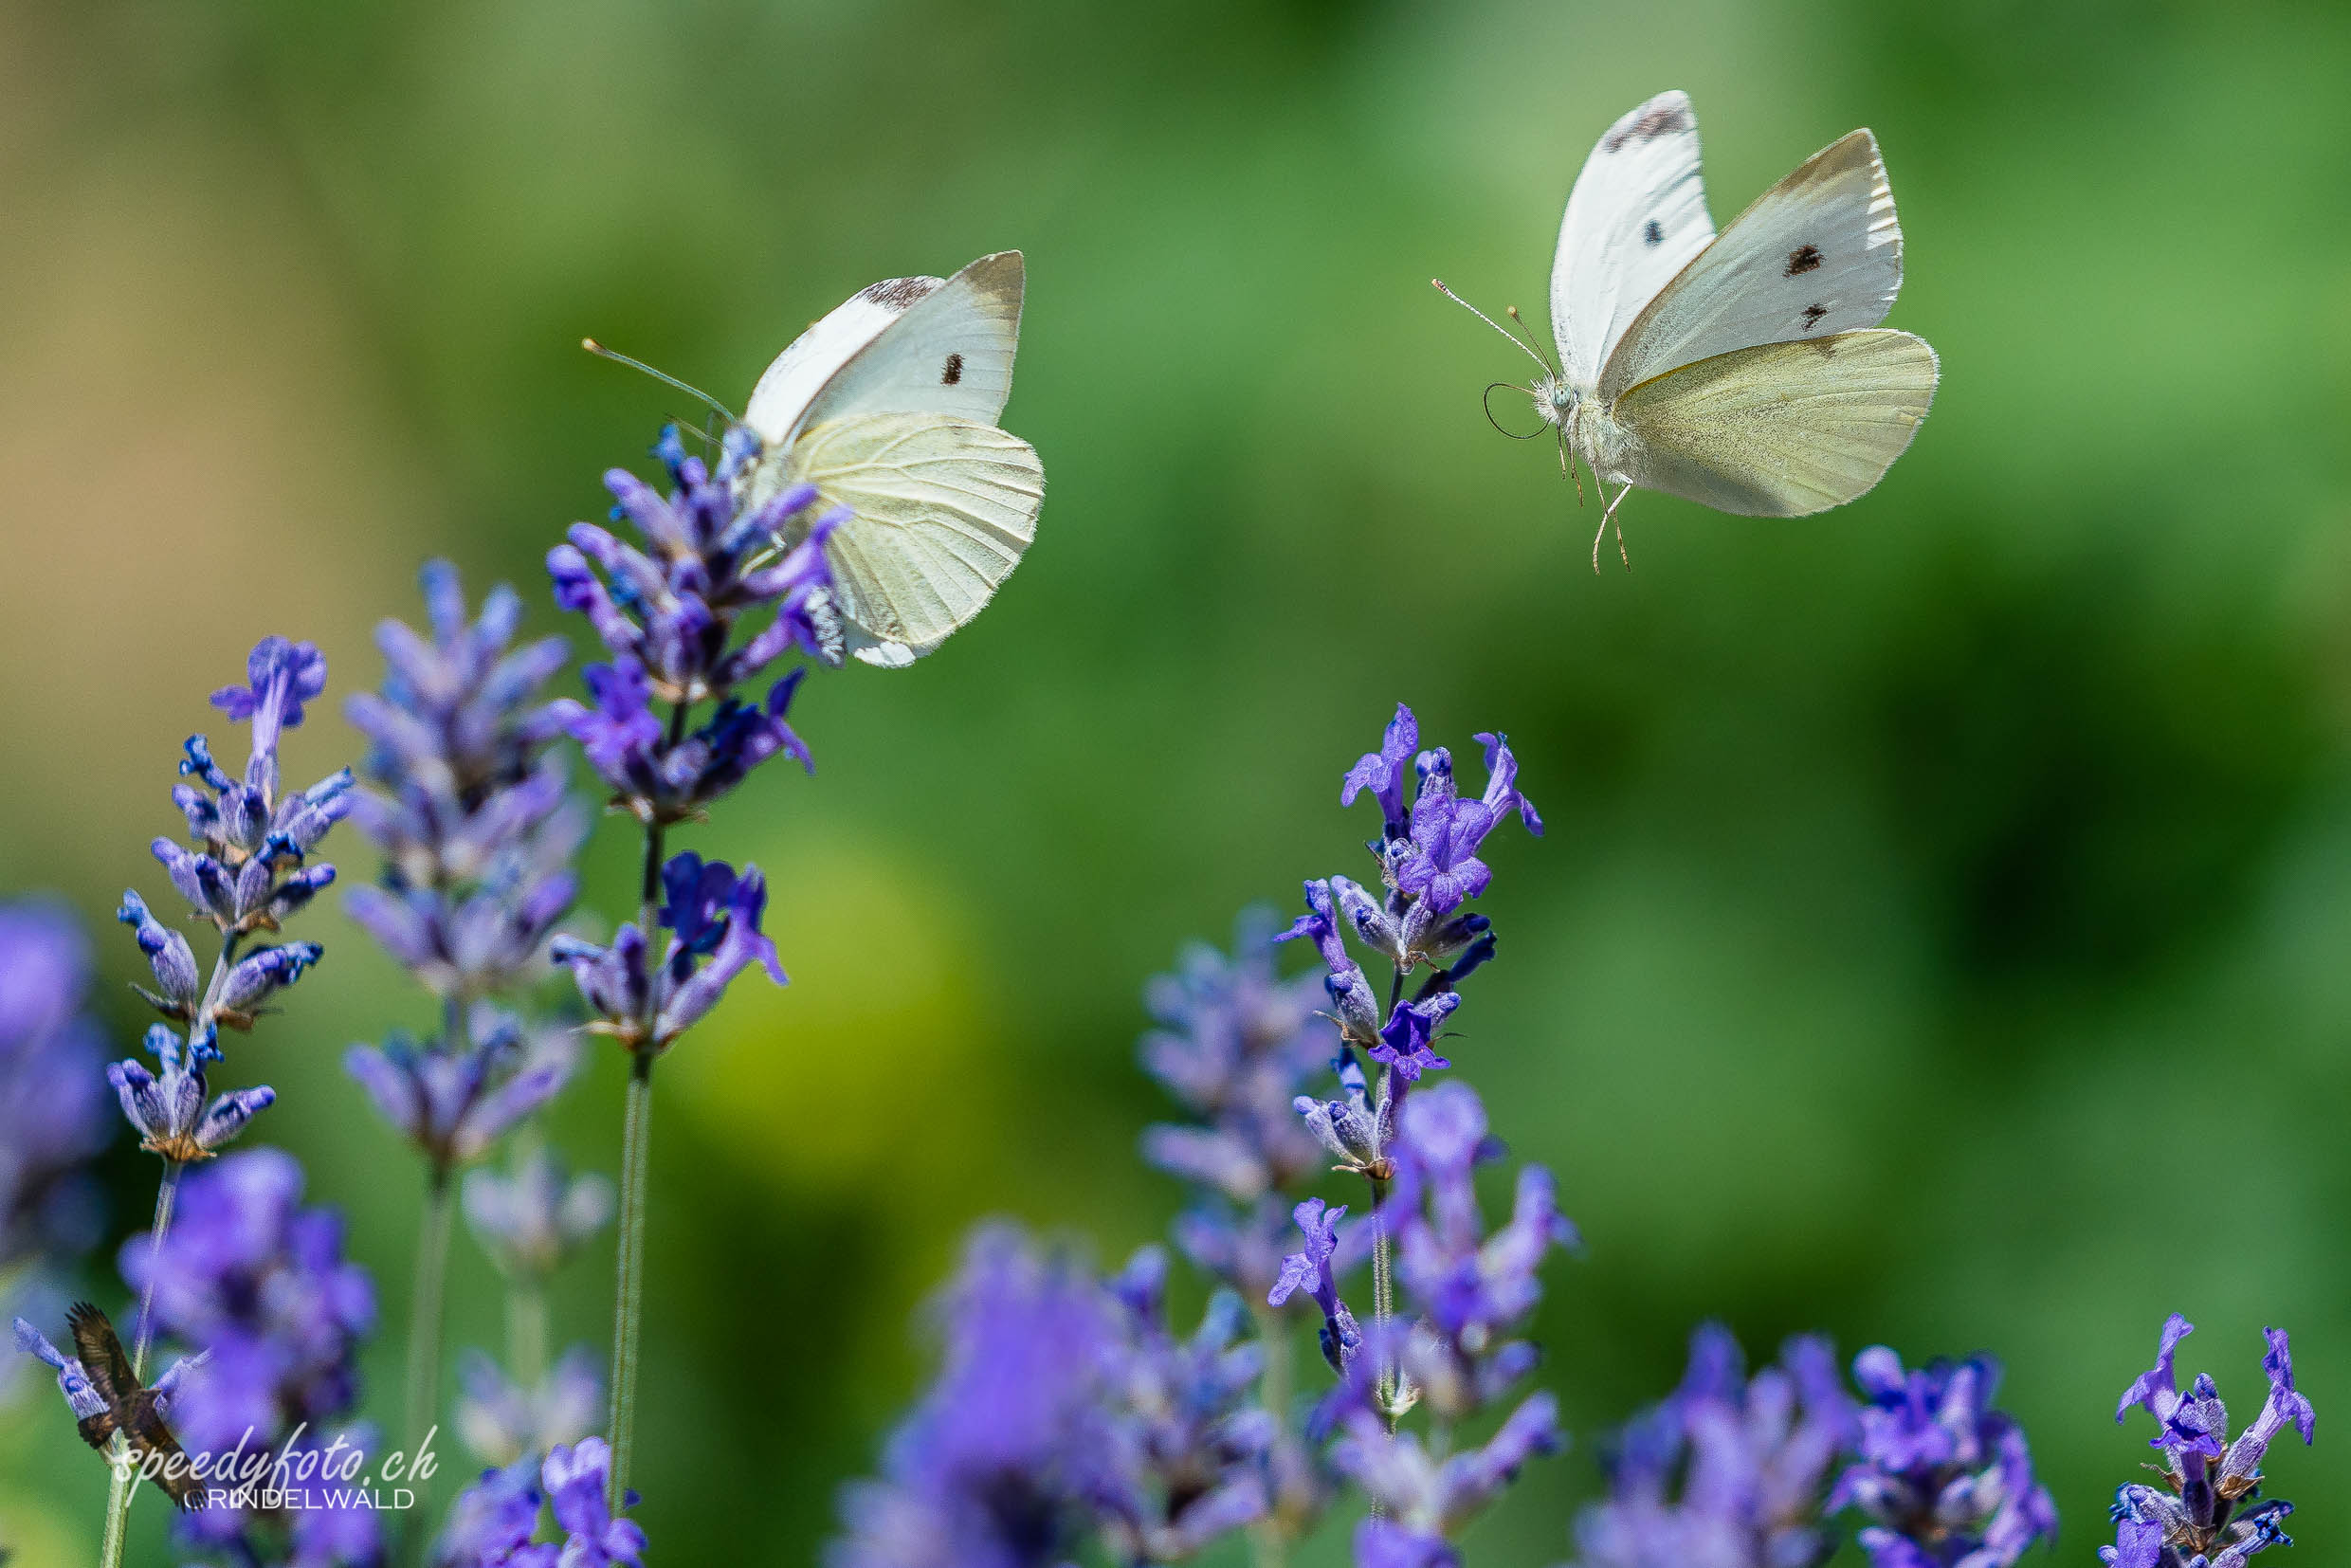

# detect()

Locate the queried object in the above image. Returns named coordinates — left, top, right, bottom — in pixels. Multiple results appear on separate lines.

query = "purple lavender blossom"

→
left=1389, top=1081, right=1578, bottom=1422
left=1332, top=1390, right=1559, bottom=1559
left=343, top=561, right=585, bottom=1001
left=155, top=637, right=352, bottom=943
left=1830, top=1344, right=2057, bottom=1568
left=827, top=1225, right=1124, bottom=1568
left=547, top=425, right=845, bottom=823
left=435, top=1456, right=553, bottom=1568
left=121, top=1148, right=379, bottom=1565
left=463, top=1148, right=615, bottom=1280
left=1270, top=1197, right=1362, bottom=1373
left=0, top=903, right=111, bottom=1309
left=108, top=1024, right=276, bottom=1162
left=1279, top=705, right=1538, bottom=1109
left=455, top=1346, right=603, bottom=1468
left=1096, top=1248, right=1274, bottom=1562
left=2105, top=1317, right=2309, bottom=1568
left=542, top=1437, right=646, bottom=1568
left=437, top=1439, right=641, bottom=1568
left=345, top=1007, right=574, bottom=1175
left=550, top=852, right=786, bottom=1053
left=1570, top=1324, right=1855, bottom=1568
left=1138, top=910, right=1337, bottom=1304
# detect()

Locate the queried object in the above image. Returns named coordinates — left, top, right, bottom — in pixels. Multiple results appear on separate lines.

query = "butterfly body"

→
left=1451, top=91, right=1938, bottom=566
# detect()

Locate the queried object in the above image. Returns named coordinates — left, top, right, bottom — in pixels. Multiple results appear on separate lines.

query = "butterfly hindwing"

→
left=1549, top=90, right=1716, bottom=391
left=1609, top=328, right=1938, bottom=516
left=1599, top=129, right=1903, bottom=399
left=778, top=410, right=1044, bottom=665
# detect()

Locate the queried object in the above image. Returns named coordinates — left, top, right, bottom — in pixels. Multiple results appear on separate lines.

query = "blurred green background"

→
left=4, top=0, right=2351, bottom=1562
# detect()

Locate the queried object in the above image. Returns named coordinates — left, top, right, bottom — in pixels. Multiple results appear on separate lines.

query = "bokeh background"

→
left=5, top=0, right=2351, bottom=1562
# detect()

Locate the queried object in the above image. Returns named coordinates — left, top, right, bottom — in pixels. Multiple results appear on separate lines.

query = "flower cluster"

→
left=1831, top=1344, right=2058, bottom=1568
left=1097, top=1247, right=1275, bottom=1562
left=343, top=561, right=584, bottom=1001
left=455, top=1345, right=603, bottom=1468
left=2105, top=1316, right=2312, bottom=1568
left=111, top=637, right=350, bottom=1163
left=551, top=851, right=787, bottom=1054
left=547, top=425, right=845, bottom=822
left=1139, top=910, right=1337, bottom=1304
left=122, top=1149, right=379, bottom=1566
left=1282, top=703, right=1539, bottom=1184
left=437, top=1436, right=645, bottom=1568
left=1569, top=1325, right=1854, bottom=1568
left=828, top=1226, right=1125, bottom=1568
left=0, top=903, right=110, bottom=1322
left=346, top=1007, right=574, bottom=1177
left=452, top=1137, right=612, bottom=1469
left=1264, top=704, right=1565, bottom=1568
left=1386, top=1081, right=1578, bottom=1422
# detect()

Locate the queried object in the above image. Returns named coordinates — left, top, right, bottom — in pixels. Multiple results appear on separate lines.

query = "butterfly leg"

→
left=1591, top=483, right=1633, bottom=573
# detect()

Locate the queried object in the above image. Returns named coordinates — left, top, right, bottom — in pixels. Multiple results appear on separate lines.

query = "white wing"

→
left=1549, top=91, right=1716, bottom=392
left=1610, top=329, right=1938, bottom=517
left=777, top=410, right=1044, bottom=666
left=742, top=250, right=1024, bottom=447
left=1598, top=131, right=1902, bottom=399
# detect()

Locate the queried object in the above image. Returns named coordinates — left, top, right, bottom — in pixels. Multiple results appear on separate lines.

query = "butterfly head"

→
left=1532, top=375, right=1578, bottom=428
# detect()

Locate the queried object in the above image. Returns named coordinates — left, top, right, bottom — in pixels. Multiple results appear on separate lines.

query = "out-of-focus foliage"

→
left=2, top=0, right=2348, bottom=1564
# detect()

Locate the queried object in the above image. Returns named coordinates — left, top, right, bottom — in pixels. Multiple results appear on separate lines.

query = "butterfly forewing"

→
left=1549, top=90, right=1716, bottom=391
left=1609, top=328, right=1938, bottom=516
left=746, top=252, right=1023, bottom=450
left=782, top=410, right=1044, bottom=665
left=1598, top=129, right=1903, bottom=400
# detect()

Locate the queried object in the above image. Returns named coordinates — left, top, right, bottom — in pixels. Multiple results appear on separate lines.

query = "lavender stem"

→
left=607, top=800, right=668, bottom=1510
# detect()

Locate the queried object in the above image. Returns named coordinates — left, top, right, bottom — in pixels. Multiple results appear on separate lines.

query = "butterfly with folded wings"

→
left=64, top=1302, right=210, bottom=1509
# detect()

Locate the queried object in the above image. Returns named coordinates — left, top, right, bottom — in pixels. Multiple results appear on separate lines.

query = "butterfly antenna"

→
left=1506, top=305, right=1562, bottom=377
left=1431, top=280, right=1554, bottom=376
left=581, top=338, right=740, bottom=425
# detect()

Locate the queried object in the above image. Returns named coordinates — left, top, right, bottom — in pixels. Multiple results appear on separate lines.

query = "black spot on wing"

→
left=1785, top=244, right=1823, bottom=276
left=941, top=352, right=964, bottom=386
left=1643, top=219, right=1664, bottom=246
left=1800, top=303, right=1829, bottom=331
left=1603, top=101, right=1694, bottom=154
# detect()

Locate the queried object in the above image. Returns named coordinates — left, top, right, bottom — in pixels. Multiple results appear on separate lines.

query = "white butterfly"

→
left=1437, top=91, right=1939, bottom=571
left=737, top=250, right=1043, bottom=666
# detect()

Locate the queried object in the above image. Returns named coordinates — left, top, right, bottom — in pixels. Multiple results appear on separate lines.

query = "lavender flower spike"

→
left=2108, top=1316, right=2313, bottom=1568
left=544, top=1438, right=647, bottom=1568
left=1832, top=1345, right=2056, bottom=1568
left=345, top=559, right=586, bottom=1001
left=346, top=1007, right=574, bottom=1175
left=547, top=424, right=844, bottom=823
left=0, top=901, right=110, bottom=1309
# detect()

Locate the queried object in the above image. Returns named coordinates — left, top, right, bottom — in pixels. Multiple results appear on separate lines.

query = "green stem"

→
left=508, top=1278, right=550, bottom=1389
left=1247, top=1303, right=1295, bottom=1568
left=101, top=1160, right=186, bottom=1568
left=402, top=1167, right=454, bottom=1492
left=1370, top=1171, right=1397, bottom=1431
left=607, top=1049, right=653, bottom=1509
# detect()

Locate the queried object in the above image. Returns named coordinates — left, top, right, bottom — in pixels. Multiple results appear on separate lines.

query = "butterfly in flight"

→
left=63, top=1302, right=209, bottom=1509
left=1436, top=90, right=1938, bottom=571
